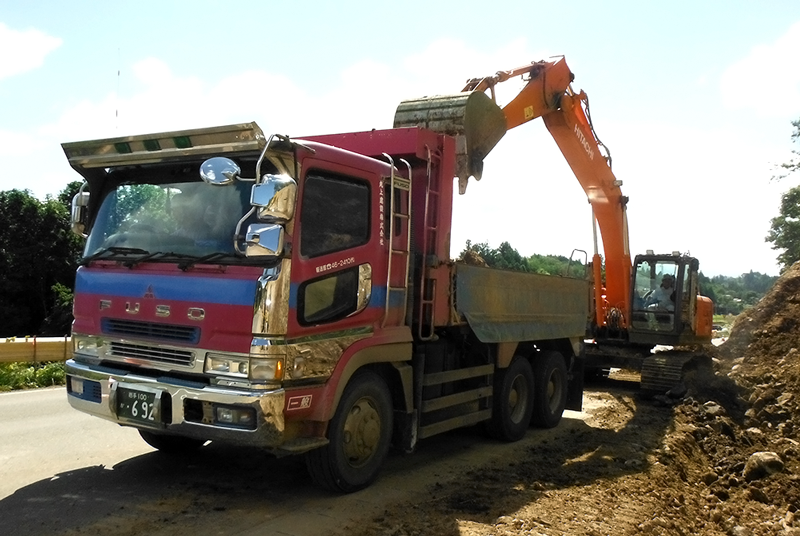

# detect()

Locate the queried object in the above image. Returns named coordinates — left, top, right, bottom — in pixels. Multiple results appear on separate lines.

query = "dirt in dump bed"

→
left=335, top=263, right=800, bottom=536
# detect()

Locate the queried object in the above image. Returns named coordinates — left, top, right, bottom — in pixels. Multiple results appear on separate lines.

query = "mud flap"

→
left=565, top=354, right=585, bottom=411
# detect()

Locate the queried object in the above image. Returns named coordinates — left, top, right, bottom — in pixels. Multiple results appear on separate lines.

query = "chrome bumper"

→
left=65, top=358, right=286, bottom=448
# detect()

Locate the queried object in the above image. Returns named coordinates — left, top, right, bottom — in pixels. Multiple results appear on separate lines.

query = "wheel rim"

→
left=341, top=396, right=382, bottom=468
left=508, top=374, right=530, bottom=423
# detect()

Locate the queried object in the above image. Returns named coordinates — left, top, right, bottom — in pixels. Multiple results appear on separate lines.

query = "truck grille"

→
left=109, top=342, right=195, bottom=366
left=102, top=319, right=200, bottom=344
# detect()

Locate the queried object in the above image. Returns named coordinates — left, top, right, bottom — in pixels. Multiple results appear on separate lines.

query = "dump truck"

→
left=62, top=93, right=589, bottom=492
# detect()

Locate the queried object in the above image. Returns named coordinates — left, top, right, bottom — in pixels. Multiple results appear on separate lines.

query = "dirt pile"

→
left=628, top=261, right=800, bottom=535
left=334, top=264, right=800, bottom=536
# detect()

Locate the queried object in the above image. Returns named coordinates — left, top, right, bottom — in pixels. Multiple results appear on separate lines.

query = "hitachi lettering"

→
left=574, top=124, right=594, bottom=160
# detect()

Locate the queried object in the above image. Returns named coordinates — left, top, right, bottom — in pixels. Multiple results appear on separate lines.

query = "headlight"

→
left=205, top=354, right=249, bottom=378
left=204, top=354, right=284, bottom=381
left=72, top=334, right=100, bottom=357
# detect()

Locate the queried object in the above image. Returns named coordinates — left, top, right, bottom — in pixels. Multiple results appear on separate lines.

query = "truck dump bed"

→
left=454, top=264, right=590, bottom=343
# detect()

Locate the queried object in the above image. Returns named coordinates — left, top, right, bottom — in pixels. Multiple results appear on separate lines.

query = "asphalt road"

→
left=0, top=386, right=606, bottom=536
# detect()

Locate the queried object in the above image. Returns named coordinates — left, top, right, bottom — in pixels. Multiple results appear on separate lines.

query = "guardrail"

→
left=0, top=337, right=72, bottom=364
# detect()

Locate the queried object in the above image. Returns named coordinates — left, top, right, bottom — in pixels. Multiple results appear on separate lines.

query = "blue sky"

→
left=2, top=1, right=800, bottom=276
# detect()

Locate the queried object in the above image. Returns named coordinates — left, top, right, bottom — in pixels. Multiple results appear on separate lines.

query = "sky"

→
left=2, top=1, right=800, bottom=277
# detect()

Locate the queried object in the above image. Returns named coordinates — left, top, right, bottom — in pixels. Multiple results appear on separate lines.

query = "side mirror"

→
left=200, top=157, right=241, bottom=185
left=250, top=174, right=297, bottom=223
left=245, top=224, right=284, bottom=258
left=71, top=190, right=90, bottom=237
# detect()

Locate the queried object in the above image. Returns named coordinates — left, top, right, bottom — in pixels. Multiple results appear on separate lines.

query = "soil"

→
left=13, top=264, right=800, bottom=535
left=333, top=264, right=800, bottom=536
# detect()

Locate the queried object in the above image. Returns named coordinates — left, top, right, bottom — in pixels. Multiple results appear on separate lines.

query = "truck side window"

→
left=300, top=173, right=370, bottom=258
left=298, top=267, right=358, bottom=325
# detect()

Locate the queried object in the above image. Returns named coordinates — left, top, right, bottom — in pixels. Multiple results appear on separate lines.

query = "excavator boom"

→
left=463, top=58, right=632, bottom=330
left=394, top=56, right=712, bottom=348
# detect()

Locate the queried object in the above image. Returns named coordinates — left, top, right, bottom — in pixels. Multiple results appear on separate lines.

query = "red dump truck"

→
left=62, top=93, right=589, bottom=492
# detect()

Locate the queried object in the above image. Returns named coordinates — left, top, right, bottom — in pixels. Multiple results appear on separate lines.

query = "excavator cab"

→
left=628, top=253, right=713, bottom=346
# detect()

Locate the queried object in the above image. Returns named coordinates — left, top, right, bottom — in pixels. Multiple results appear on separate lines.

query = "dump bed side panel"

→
left=455, top=264, right=590, bottom=343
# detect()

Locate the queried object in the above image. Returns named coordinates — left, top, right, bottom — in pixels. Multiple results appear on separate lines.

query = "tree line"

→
left=460, top=240, right=777, bottom=315
left=0, top=182, right=83, bottom=337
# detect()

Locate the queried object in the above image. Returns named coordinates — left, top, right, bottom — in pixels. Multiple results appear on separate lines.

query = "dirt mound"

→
left=648, top=261, right=800, bottom=534
left=336, top=264, right=800, bottom=535
left=721, top=261, right=800, bottom=363
left=717, top=260, right=800, bottom=441
left=459, top=249, right=487, bottom=267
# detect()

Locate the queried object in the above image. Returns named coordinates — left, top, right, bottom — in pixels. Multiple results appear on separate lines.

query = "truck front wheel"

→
left=487, top=357, right=534, bottom=442
left=305, top=371, right=393, bottom=493
left=531, top=351, right=568, bottom=428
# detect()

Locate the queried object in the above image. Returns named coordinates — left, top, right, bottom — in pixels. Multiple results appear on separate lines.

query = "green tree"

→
left=700, top=271, right=777, bottom=315
left=774, top=118, right=800, bottom=180
left=0, top=186, right=84, bottom=336
left=526, top=253, right=585, bottom=276
left=459, top=240, right=529, bottom=272
left=766, top=118, right=800, bottom=271
left=766, top=187, right=800, bottom=270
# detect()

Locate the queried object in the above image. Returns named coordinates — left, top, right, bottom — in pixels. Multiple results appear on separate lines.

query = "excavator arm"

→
left=464, top=58, right=632, bottom=331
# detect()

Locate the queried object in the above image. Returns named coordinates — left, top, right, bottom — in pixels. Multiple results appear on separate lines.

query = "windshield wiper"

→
left=178, top=252, right=236, bottom=271
left=82, top=247, right=240, bottom=270
left=125, top=251, right=204, bottom=269
left=123, top=251, right=168, bottom=268
left=80, top=246, right=150, bottom=265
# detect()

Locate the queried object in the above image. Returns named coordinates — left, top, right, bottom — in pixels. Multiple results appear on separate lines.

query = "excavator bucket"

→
left=393, top=91, right=507, bottom=194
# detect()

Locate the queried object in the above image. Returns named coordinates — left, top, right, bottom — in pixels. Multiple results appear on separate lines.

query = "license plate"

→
left=116, top=386, right=161, bottom=426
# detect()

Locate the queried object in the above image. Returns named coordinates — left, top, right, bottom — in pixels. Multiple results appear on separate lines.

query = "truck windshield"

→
left=83, top=180, right=252, bottom=262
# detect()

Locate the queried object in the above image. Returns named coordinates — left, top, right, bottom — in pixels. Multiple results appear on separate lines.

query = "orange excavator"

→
left=394, top=57, right=714, bottom=391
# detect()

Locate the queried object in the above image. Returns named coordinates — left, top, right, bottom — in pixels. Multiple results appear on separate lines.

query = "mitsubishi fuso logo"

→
left=100, top=298, right=204, bottom=321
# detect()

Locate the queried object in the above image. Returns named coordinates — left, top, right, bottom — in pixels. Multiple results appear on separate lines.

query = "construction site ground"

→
left=333, top=264, right=800, bottom=536
left=9, top=265, right=800, bottom=535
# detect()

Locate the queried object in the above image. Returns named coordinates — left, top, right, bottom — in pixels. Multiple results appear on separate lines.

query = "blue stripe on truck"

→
left=75, top=270, right=256, bottom=306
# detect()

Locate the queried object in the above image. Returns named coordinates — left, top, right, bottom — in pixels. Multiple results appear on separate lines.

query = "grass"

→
left=0, top=362, right=66, bottom=391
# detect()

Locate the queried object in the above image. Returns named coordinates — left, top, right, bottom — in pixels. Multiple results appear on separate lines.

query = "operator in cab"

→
left=645, top=274, right=676, bottom=311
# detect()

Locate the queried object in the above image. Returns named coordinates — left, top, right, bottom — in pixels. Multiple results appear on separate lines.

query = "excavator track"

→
left=639, top=348, right=712, bottom=394
left=640, top=353, right=692, bottom=393
left=587, top=344, right=712, bottom=395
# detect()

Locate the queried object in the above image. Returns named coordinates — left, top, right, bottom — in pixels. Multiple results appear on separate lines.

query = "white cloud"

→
left=721, top=20, right=800, bottom=116
left=0, top=23, right=62, bottom=80
left=0, top=129, right=37, bottom=157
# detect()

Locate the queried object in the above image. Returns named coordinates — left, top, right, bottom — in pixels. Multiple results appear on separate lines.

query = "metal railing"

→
left=0, top=337, right=72, bottom=364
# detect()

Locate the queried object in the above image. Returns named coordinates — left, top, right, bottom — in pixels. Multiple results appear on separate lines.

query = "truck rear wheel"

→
left=305, top=371, right=393, bottom=493
left=487, top=357, right=534, bottom=442
left=138, top=430, right=206, bottom=454
left=531, top=351, right=568, bottom=428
